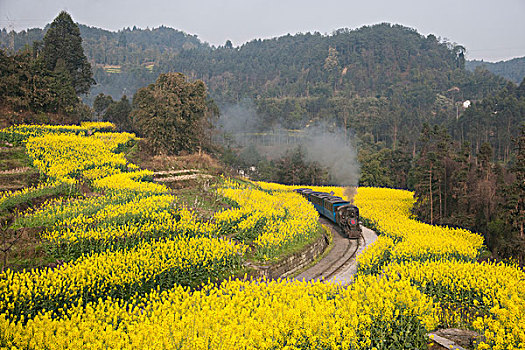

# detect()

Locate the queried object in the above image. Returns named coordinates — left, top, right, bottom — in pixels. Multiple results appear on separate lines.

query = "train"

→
left=293, top=188, right=362, bottom=239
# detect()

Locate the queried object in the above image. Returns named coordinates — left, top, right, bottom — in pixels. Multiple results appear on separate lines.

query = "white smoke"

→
left=216, top=100, right=361, bottom=186
left=300, top=124, right=360, bottom=186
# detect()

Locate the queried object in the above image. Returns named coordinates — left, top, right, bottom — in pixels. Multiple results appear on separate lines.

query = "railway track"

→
left=324, top=227, right=365, bottom=281
left=296, top=218, right=364, bottom=282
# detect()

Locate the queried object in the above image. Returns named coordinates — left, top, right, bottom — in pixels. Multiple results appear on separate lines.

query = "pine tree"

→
left=412, top=124, right=455, bottom=224
left=42, top=11, right=94, bottom=95
left=505, top=126, right=525, bottom=240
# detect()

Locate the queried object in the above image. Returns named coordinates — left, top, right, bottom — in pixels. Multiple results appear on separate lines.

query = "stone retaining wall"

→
left=248, top=230, right=330, bottom=279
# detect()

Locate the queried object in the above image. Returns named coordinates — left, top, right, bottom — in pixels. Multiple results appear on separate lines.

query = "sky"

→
left=1, top=0, right=524, bottom=62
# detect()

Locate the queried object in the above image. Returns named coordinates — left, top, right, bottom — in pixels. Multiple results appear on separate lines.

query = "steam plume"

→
left=300, top=124, right=360, bottom=186
left=216, top=100, right=361, bottom=187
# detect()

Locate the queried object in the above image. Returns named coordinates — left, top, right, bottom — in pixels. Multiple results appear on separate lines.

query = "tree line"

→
left=411, top=122, right=524, bottom=264
left=2, top=20, right=517, bottom=159
left=0, top=11, right=94, bottom=125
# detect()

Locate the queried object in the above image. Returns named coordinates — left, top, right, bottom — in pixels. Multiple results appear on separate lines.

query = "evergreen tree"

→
left=117, top=32, right=127, bottom=48
left=49, top=58, right=79, bottom=115
left=93, top=93, right=114, bottom=118
left=274, top=146, right=329, bottom=185
left=104, top=95, right=132, bottom=131
left=510, top=126, right=525, bottom=240
left=497, top=126, right=525, bottom=263
left=42, top=11, right=94, bottom=95
left=411, top=124, right=455, bottom=224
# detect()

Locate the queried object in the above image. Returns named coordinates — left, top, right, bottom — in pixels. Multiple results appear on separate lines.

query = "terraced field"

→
left=0, top=123, right=523, bottom=349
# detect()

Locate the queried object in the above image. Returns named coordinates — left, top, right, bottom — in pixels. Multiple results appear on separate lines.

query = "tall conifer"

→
left=42, top=11, right=94, bottom=95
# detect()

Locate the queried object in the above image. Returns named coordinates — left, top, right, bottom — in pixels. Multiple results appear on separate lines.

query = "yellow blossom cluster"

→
left=38, top=193, right=177, bottom=255
left=14, top=183, right=217, bottom=260
left=0, top=235, right=245, bottom=321
left=355, top=187, right=484, bottom=269
left=1, top=125, right=247, bottom=315
left=91, top=131, right=137, bottom=151
left=25, top=134, right=129, bottom=183
left=257, top=184, right=483, bottom=267
left=93, top=170, right=168, bottom=193
left=0, top=275, right=437, bottom=349
left=14, top=191, right=136, bottom=228
left=352, top=188, right=523, bottom=349
left=215, top=184, right=319, bottom=260
left=384, top=260, right=525, bottom=349
left=355, top=235, right=395, bottom=275
left=256, top=183, right=524, bottom=349
left=2, top=125, right=248, bottom=315
left=4, top=123, right=523, bottom=349
left=0, top=122, right=115, bottom=145
left=56, top=194, right=175, bottom=228
left=42, top=200, right=216, bottom=258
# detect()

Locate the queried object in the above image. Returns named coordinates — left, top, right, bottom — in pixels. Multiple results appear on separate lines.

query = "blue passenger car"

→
left=294, top=188, right=361, bottom=239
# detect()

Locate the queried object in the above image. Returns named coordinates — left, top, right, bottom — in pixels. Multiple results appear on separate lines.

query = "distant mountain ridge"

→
left=1, top=21, right=515, bottom=156
left=0, top=24, right=205, bottom=63
left=466, top=57, right=525, bottom=84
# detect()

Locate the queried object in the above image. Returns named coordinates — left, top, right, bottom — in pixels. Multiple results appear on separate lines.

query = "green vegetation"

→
left=467, top=57, right=525, bottom=84
left=132, top=72, right=218, bottom=155
left=94, top=94, right=133, bottom=132
left=1, top=22, right=512, bottom=152
left=1, top=13, right=523, bottom=264
left=410, top=123, right=525, bottom=264
left=42, top=11, right=94, bottom=95
left=0, top=12, right=94, bottom=126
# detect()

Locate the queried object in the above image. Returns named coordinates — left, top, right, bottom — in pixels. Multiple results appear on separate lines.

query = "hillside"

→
left=467, top=56, right=525, bottom=84
left=0, top=24, right=205, bottom=60
left=1, top=23, right=509, bottom=142
left=0, top=24, right=206, bottom=102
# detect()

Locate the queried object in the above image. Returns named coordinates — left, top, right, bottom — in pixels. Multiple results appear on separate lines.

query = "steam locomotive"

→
left=294, top=188, right=361, bottom=239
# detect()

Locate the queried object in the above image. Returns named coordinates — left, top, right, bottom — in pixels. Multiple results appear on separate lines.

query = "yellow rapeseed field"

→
left=0, top=276, right=437, bottom=349
left=215, top=182, right=319, bottom=260
left=0, top=124, right=523, bottom=349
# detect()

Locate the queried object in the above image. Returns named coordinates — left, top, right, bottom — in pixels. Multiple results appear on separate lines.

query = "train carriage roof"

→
left=325, top=197, right=350, bottom=205
left=294, top=189, right=357, bottom=207
left=293, top=188, right=312, bottom=192
left=308, top=191, right=327, bottom=195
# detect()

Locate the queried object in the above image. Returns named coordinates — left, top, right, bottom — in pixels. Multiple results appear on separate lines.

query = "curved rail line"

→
left=310, top=219, right=365, bottom=281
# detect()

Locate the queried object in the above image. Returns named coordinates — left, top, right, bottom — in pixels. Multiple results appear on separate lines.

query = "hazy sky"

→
left=1, top=0, right=524, bottom=62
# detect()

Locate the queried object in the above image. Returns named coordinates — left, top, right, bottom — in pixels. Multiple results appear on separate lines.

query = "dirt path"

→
left=295, top=219, right=377, bottom=284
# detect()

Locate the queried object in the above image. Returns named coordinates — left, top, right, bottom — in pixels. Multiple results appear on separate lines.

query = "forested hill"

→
left=0, top=24, right=205, bottom=60
left=0, top=24, right=207, bottom=101
left=0, top=22, right=513, bottom=149
left=467, top=57, right=525, bottom=84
